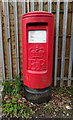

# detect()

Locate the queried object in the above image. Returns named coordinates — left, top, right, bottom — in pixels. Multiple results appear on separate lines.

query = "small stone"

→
left=65, top=105, right=71, bottom=110
left=70, top=95, right=72, bottom=97
left=66, top=113, right=69, bottom=116
left=42, top=114, right=45, bottom=116
left=22, top=97, right=25, bottom=100
left=18, top=100, right=21, bottom=102
left=35, top=108, right=38, bottom=111
left=4, top=95, right=9, bottom=100
left=22, top=97, right=27, bottom=102
left=55, top=109, right=58, bottom=112
left=53, top=112, right=56, bottom=115
left=63, top=111, right=66, bottom=114
left=30, top=102, right=34, bottom=105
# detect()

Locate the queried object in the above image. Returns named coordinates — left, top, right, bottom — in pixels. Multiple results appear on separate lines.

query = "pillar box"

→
left=22, top=11, right=54, bottom=103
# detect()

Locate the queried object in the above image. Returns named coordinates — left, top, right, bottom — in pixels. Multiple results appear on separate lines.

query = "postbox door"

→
left=27, top=24, right=49, bottom=72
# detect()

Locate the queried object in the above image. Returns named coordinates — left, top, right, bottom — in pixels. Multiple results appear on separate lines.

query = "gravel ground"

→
left=29, top=87, right=73, bottom=119
left=2, top=86, right=73, bottom=119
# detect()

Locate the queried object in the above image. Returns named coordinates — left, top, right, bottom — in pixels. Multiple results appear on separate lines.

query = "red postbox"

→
left=22, top=11, right=54, bottom=103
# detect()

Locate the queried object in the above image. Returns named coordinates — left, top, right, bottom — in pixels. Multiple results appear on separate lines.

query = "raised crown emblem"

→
left=30, top=47, right=45, bottom=58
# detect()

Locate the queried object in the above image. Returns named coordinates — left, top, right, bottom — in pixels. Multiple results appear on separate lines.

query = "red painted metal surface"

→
left=22, top=11, right=54, bottom=89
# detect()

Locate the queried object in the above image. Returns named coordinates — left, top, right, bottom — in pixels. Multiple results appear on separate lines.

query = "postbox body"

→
left=22, top=11, right=54, bottom=89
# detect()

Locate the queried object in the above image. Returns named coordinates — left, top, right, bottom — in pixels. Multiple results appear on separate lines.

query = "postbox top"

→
left=22, top=11, right=54, bottom=18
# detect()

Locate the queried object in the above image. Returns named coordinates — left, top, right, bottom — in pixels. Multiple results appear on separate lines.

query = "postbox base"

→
left=24, top=86, right=52, bottom=104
